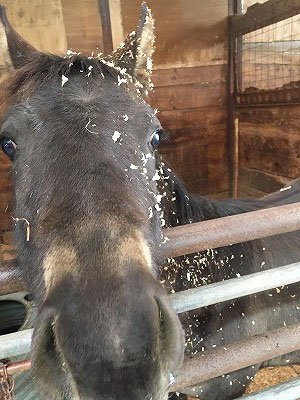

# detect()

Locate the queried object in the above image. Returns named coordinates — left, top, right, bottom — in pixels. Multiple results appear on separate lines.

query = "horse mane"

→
left=160, top=160, right=300, bottom=227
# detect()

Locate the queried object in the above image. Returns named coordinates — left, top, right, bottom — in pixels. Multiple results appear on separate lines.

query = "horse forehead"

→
left=32, top=84, right=147, bottom=126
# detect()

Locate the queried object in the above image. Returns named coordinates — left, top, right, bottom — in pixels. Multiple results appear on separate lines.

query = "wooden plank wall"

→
left=0, top=0, right=67, bottom=54
left=119, top=0, right=229, bottom=197
left=235, top=0, right=300, bottom=198
left=61, top=0, right=103, bottom=55
left=150, top=66, right=227, bottom=195
left=237, top=105, right=299, bottom=197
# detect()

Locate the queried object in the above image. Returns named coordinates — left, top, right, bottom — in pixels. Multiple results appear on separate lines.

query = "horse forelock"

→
left=0, top=53, right=139, bottom=114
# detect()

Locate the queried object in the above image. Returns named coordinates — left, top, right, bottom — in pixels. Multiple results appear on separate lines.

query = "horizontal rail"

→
left=1, top=260, right=300, bottom=358
left=6, top=360, right=31, bottom=375
left=4, top=323, right=300, bottom=396
left=241, top=377, right=300, bottom=400
left=1, top=206, right=300, bottom=396
left=163, top=202, right=300, bottom=258
left=171, top=262, right=300, bottom=314
left=171, top=322, right=300, bottom=391
left=2, top=202, right=300, bottom=295
left=0, top=329, right=33, bottom=359
left=0, top=259, right=24, bottom=296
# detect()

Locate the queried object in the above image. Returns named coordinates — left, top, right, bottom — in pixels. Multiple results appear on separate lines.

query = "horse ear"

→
left=0, top=4, right=39, bottom=69
left=111, top=3, right=155, bottom=95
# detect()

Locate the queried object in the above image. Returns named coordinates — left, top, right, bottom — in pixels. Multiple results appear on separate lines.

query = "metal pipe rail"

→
left=163, top=202, right=300, bottom=258
left=6, top=360, right=31, bottom=375
left=241, top=377, right=300, bottom=400
left=3, top=323, right=300, bottom=394
left=171, top=261, right=300, bottom=314
left=1, top=203, right=300, bottom=396
left=2, top=202, right=300, bottom=295
left=1, top=260, right=300, bottom=358
left=0, top=329, right=33, bottom=359
left=171, top=323, right=300, bottom=391
left=0, top=259, right=24, bottom=296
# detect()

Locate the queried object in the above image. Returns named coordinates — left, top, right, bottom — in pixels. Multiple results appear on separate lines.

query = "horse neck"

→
left=159, top=167, right=221, bottom=228
left=158, top=164, right=264, bottom=290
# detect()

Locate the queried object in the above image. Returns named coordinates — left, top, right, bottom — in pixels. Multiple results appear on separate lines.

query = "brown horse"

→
left=0, top=4, right=184, bottom=400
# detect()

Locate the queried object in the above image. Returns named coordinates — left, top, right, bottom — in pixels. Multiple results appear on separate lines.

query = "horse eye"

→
left=1, top=137, right=17, bottom=160
left=149, top=130, right=161, bottom=151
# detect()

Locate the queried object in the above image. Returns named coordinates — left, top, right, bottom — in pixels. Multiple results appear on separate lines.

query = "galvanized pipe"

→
left=163, top=202, right=300, bottom=258
left=1, top=260, right=300, bottom=358
left=4, top=365, right=300, bottom=400
left=0, top=329, right=33, bottom=359
left=5, top=323, right=300, bottom=396
left=171, top=322, right=300, bottom=391
left=170, top=262, right=300, bottom=314
left=0, top=259, right=25, bottom=296
left=240, top=377, right=300, bottom=400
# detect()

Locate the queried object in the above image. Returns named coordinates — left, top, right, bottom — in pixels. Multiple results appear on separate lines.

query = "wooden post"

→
left=233, top=117, right=239, bottom=197
left=97, top=0, right=113, bottom=55
left=227, top=0, right=240, bottom=197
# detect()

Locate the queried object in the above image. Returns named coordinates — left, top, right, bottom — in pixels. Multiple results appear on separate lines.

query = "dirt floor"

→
left=187, top=365, right=300, bottom=399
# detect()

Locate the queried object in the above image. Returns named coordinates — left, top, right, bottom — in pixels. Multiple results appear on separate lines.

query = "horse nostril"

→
left=24, top=293, right=34, bottom=302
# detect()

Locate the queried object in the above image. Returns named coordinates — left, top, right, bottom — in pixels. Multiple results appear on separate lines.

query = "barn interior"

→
left=0, top=0, right=299, bottom=397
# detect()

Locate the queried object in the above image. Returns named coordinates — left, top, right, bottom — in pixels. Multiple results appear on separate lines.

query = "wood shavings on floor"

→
left=187, top=365, right=300, bottom=399
left=244, top=365, right=300, bottom=395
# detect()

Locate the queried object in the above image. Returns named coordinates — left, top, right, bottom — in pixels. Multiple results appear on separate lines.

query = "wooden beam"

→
left=232, top=117, right=239, bottom=197
left=108, top=0, right=123, bottom=50
left=97, top=0, right=113, bottom=55
left=231, top=0, right=300, bottom=36
left=227, top=0, right=238, bottom=196
left=61, top=0, right=103, bottom=55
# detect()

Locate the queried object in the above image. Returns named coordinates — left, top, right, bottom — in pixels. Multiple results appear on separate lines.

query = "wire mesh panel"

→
left=240, top=15, right=300, bottom=91
left=233, top=0, right=300, bottom=105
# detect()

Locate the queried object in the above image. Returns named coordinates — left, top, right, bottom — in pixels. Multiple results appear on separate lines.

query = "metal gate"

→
left=0, top=202, right=300, bottom=398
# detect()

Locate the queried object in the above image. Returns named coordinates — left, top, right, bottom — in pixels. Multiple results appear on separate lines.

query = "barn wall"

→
left=0, top=0, right=67, bottom=54
left=115, top=0, right=229, bottom=196
left=61, top=0, right=103, bottom=54
left=237, top=105, right=299, bottom=197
